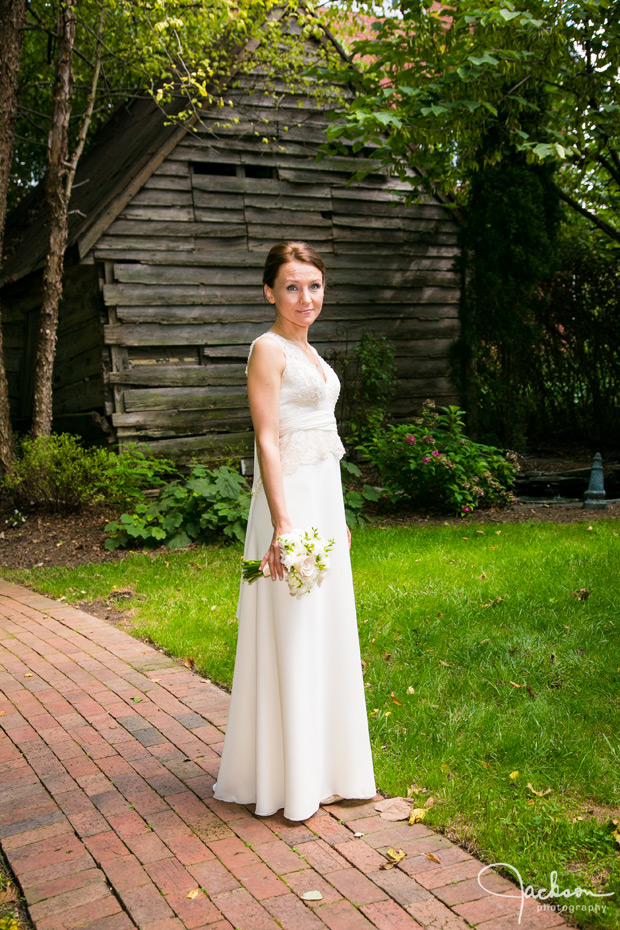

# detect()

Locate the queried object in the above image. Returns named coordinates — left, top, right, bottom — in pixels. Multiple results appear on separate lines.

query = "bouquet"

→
left=242, top=526, right=335, bottom=598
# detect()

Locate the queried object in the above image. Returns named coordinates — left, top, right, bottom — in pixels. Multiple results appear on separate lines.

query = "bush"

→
left=360, top=402, right=517, bottom=515
left=341, top=460, right=382, bottom=526
left=105, top=463, right=251, bottom=550
left=1, top=434, right=176, bottom=514
left=2, top=434, right=110, bottom=513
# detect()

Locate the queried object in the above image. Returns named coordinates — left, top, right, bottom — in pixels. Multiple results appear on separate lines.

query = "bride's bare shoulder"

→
left=247, top=332, right=286, bottom=375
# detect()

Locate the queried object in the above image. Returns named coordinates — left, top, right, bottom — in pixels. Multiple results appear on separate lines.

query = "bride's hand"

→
left=347, top=524, right=351, bottom=550
left=260, top=522, right=292, bottom=581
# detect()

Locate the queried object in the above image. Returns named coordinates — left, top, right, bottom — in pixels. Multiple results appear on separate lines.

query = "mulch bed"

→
left=1, top=497, right=619, bottom=572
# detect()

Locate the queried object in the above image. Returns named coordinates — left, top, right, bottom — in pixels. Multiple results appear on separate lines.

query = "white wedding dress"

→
left=213, top=332, right=376, bottom=821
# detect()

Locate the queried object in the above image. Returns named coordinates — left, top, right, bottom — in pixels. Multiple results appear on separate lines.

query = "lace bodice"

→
left=247, top=332, right=345, bottom=490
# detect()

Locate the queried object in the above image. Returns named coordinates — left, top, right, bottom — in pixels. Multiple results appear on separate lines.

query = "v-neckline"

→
left=270, top=332, right=327, bottom=384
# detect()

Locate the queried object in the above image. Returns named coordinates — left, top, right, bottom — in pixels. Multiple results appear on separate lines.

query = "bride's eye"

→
left=287, top=285, right=297, bottom=291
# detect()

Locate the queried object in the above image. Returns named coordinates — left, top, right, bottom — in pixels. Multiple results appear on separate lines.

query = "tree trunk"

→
left=0, top=0, right=27, bottom=472
left=31, top=0, right=77, bottom=438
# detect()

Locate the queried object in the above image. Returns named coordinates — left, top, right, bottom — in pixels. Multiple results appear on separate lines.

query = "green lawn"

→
left=4, top=521, right=620, bottom=930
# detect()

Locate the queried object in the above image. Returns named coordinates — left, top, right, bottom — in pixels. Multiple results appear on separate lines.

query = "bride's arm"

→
left=247, top=338, right=292, bottom=581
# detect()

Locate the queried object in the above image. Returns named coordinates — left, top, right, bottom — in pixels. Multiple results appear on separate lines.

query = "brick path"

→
left=0, top=579, right=568, bottom=930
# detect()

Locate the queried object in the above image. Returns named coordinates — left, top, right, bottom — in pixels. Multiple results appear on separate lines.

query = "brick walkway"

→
left=0, top=579, right=567, bottom=930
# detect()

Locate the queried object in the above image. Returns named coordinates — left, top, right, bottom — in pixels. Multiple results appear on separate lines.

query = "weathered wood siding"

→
left=2, top=264, right=104, bottom=423
left=92, top=94, right=460, bottom=459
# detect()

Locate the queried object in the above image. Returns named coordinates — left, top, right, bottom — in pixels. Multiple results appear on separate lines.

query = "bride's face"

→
left=264, top=260, right=324, bottom=331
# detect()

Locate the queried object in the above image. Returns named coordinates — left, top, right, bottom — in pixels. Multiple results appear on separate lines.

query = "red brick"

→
left=350, top=814, right=405, bottom=834
left=167, top=832, right=214, bottom=866
left=399, top=846, right=474, bottom=878
left=211, top=887, right=281, bottom=930
left=232, top=816, right=279, bottom=846
left=333, top=839, right=385, bottom=873
left=67, top=808, right=109, bottom=838
left=433, top=875, right=507, bottom=907
left=309, top=815, right=357, bottom=846
left=234, top=862, right=290, bottom=900
left=284, top=868, right=343, bottom=906
left=322, top=799, right=381, bottom=822
left=207, top=835, right=261, bottom=873
left=370, top=869, right=432, bottom=908
left=84, top=830, right=130, bottom=863
left=2, top=819, right=73, bottom=852
left=125, top=830, right=173, bottom=864
left=471, top=907, right=567, bottom=930
left=10, top=853, right=96, bottom=890
left=327, top=867, right=389, bottom=906
left=24, top=868, right=105, bottom=906
left=299, top=839, right=352, bottom=875
left=78, top=912, right=137, bottom=930
left=146, top=857, right=196, bottom=895
left=107, top=809, right=151, bottom=840
left=29, top=878, right=110, bottom=922
left=36, top=893, right=123, bottom=930
left=101, top=853, right=151, bottom=892
left=10, top=832, right=86, bottom=871
left=263, top=892, right=325, bottom=930
left=147, top=810, right=190, bottom=840
left=316, top=898, right=376, bottom=930
left=119, top=880, right=176, bottom=924
left=454, top=893, right=524, bottom=925
left=187, top=857, right=240, bottom=894
left=415, top=857, right=486, bottom=890
left=139, top=920, right=186, bottom=930
left=254, top=839, right=310, bottom=875
left=263, top=812, right=316, bottom=846
left=362, top=823, right=435, bottom=850
left=406, top=898, right=471, bottom=930
left=361, top=900, right=424, bottom=930
left=166, top=888, right=221, bottom=928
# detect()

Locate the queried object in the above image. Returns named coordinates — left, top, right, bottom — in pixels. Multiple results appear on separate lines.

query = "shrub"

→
left=1, top=434, right=176, bottom=514
left=341, top=460, right=382, bottom=526
left=360, top=402, right=517, bottom=515
left=2, top=434, right=110, bottom=513
left=105, top=463, right=251, bottom=550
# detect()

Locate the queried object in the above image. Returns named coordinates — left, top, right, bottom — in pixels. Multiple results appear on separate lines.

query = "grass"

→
left=4, top=520, right=620, bottom=930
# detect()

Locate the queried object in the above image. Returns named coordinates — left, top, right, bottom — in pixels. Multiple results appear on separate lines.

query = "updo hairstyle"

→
left=262, top=241, right=326, bottom=289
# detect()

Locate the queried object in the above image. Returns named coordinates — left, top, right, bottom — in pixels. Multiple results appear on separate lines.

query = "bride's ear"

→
left=264, top=283, right=275, bottom=305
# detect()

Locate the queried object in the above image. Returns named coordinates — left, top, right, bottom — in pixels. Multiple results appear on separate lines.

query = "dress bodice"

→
left=247, top=332, right=345, bottom=487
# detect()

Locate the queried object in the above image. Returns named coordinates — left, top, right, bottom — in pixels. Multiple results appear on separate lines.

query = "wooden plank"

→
left=124, top=386, right=248, bottom=412
left=243, top=207, right=331, bottom=228
left=114, top=303, right=458, bottom=325
left=152, top=160, right=190, bottom=177
left=144, top=175, right=192, bottom=191
left=195, top=235, right=249, bottom=251
left=103, top=283, right=459, bottom=308
left=95, top=236, right=195, bottom=253
left=131, top=189, right=193, bottom=206
left=192, top=189, right=245, bottom=209
left=107, top=363, right=245, bottom=387
left=194, top=207, right=246, bottom=223
left=104, top=318, right=459, bottom=348
left=112, top=407, right=250, bottom=428
left=92, top=244, right=459, bottom=265
left=117, top=430, right=253, bottom=460
left=191, top=174, right=331, bottom=197
left=119, top=205, right=195, bottom=222
left=242, top=192, right=332, bottom=212
left=105, top=219, right=248, bottom=238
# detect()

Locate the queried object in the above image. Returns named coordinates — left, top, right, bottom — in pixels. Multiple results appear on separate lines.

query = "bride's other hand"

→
left=347, top=524, right=351, bottom=550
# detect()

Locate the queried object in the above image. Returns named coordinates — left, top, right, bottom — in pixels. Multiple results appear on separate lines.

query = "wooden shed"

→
left=1, top=36, right=461, bottom=461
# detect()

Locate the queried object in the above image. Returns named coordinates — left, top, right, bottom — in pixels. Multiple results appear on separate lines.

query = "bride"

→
left=213, top=241, right=376, bottom=821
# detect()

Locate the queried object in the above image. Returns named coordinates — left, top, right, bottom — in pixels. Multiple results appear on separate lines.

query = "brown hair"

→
left=262, top=241, right=326, bottom=288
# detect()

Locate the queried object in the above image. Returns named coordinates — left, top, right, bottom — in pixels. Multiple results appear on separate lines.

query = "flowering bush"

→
left=359, top=402, right=517, bottom=514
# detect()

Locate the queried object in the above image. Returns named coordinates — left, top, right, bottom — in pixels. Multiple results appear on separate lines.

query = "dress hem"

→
left=212, top=789, right=378, bottom=823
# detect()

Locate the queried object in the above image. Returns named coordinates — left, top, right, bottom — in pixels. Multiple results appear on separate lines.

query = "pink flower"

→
left=421, top=456, right=431, bottom=465
left=462, top=505, right=472, bottom=513
left=431, top=450, right=440, bottom=457
left=405, top=435, right=417, bottom=445
left=422, top=434, right=434, bottom=443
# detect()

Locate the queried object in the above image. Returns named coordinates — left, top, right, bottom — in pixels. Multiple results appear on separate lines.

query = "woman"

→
left=213, top=241, right=375, bottom=821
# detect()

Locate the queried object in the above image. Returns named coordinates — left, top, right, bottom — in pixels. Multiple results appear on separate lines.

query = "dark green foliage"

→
left=360, top=402, right=516, bottom=515
left=105, top=464, right=251, bottom=550
left=1, top=434, right=176, bottom=514
left=340, top=460, right=382, bottom=526
left=454, top=159, right=562, bottom=448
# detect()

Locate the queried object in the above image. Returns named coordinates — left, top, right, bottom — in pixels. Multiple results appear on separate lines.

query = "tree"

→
left=326, top=0, right=620, bottom=247
left=0, top=0, right=27, bottom=472
left=4, top=0, right=339, bottom=438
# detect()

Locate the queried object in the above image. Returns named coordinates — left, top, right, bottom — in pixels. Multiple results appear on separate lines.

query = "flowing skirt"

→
left=213, top=454, right=375, bottom=821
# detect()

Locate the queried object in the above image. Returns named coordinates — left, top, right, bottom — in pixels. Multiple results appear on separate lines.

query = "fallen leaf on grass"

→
left=409, top=808, right=427, bottom=824
left=572, top=587, right=592, bottom=601
left=439, top=659, right=455, bottom=667
left=406, top=783, right=426, bottom=798
left=374, top=797, right=413, bottom=821
left=302, top=890, right=323, bottom=901
left=391, top=692, right=402, bottom=706
left=187, top=888, right=201, bottom=899
left=407, top=686, right=415, bottom=695
left=425, top=852, right=442, bottom=864
left=527, top=783, right=552, bottom=797
left=424, top=797, right=435, bottom=809
left=184, top=657, right=195, bottom=669
left=382, top=847, right=407, bottom=869
left=509, top=681, right=522, bottom=688
left=509, top=770, right=519, bottom=781
left=612, top=821, right=620, bottom=846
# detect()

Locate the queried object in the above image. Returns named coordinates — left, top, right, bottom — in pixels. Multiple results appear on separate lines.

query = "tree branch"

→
left=65, top=4, right=104, bottom=201
left=555, top=186, right=620, bottom=245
